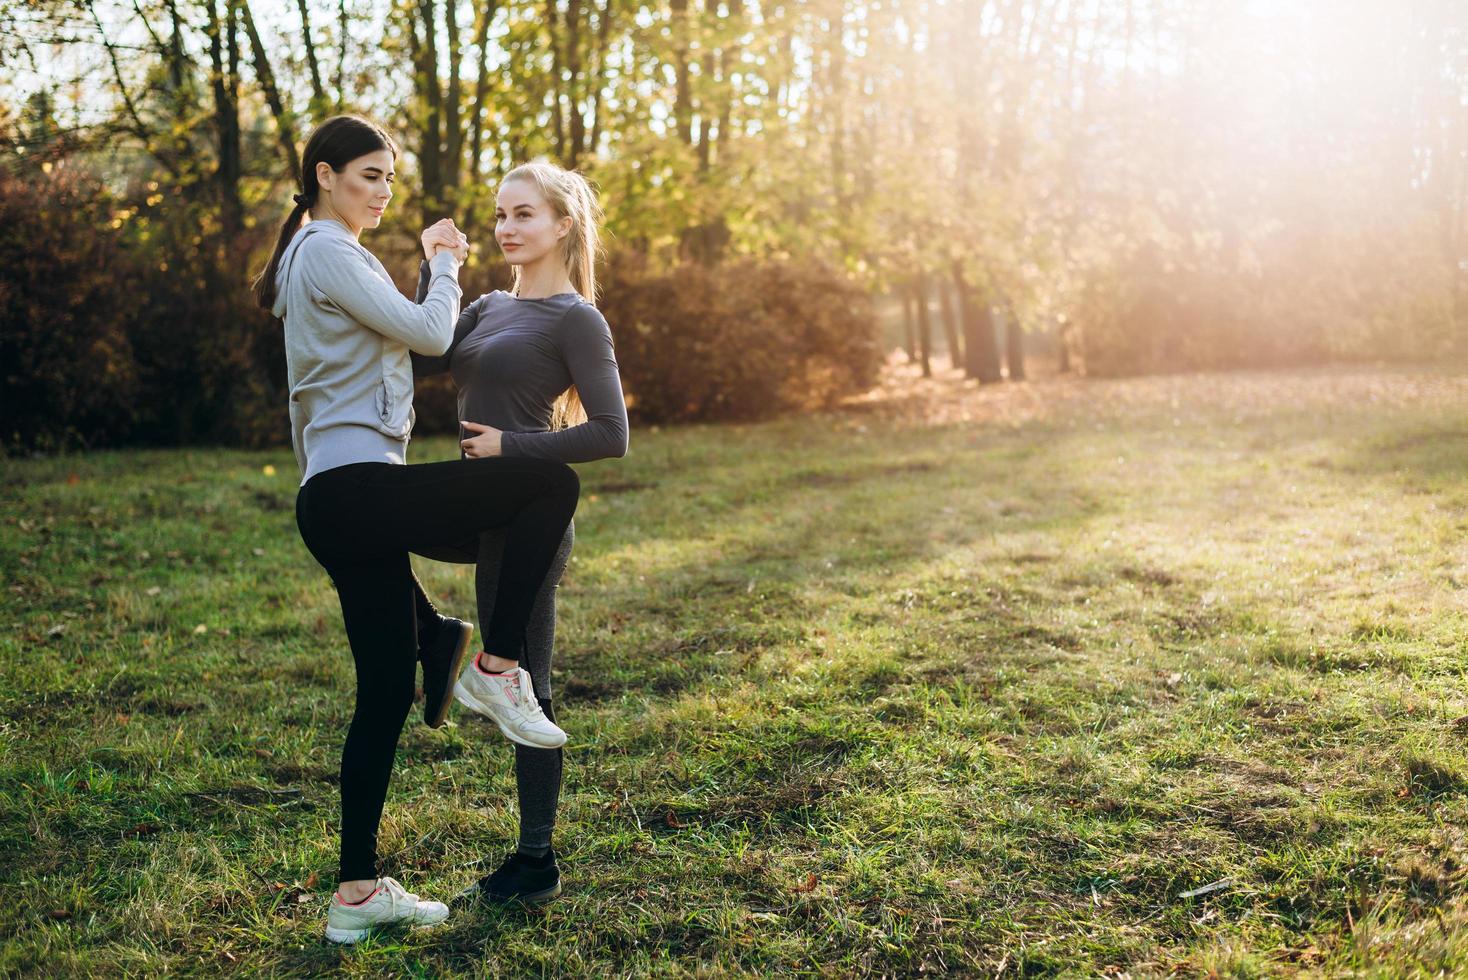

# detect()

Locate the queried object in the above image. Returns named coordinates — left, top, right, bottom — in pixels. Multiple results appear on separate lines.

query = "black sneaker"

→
left=476, top=850, right=561, bottom=904
left=420, top=617, right=474, bottom=728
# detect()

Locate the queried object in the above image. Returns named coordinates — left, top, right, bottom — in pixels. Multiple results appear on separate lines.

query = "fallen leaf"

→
left=46, top=624, right=66, bottom=639
left=664, top=811, right=682, bottom=829
left=193, top=624, right=208, bottom=635
left=1177, top=878, right=1233, bottom=899
left=124, top=822, right=161, bottom=839
left=792, top=873, right=818, bottom=894
left=66, top=473, right=80, bottom=486
left=145, top=586, right=162, bottom=597
left=262, top=465, right=277, bottom=477
left=304, top=872, right=319, bottom=889
left=46, top=909, right=71, bottom=920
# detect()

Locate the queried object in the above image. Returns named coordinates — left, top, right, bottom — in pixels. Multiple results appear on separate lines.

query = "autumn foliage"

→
left=1, top=168, right=882, bottom=451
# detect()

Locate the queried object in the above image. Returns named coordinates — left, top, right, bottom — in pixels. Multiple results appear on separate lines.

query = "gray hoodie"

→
left=273, top=218, right=462, bottom=484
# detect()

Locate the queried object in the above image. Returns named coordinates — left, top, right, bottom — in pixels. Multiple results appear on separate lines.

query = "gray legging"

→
left=416, top=521, right=573, bottom=856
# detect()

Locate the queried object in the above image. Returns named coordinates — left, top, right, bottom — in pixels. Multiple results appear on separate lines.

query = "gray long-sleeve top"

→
left=275, top=219, right=462, bottom=484
left=412, top=267, right=629, bottom=463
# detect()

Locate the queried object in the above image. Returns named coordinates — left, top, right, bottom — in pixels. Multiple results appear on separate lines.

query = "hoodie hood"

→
left=271, top=220, right=344, bottom=319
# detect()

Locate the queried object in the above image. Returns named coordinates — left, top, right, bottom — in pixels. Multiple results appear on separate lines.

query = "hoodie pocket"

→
left=374, top=379, right=392, bottom=424
left=375, top=351, right=415, bottom=437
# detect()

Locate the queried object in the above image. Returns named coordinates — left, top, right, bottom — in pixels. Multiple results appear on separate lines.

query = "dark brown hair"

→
left=251, top=115, right=399, bottom=311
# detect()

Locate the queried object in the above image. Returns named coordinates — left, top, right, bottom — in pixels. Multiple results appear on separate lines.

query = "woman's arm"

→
left=498, top=304, right=630, bottom=463
left=302, top=236, right=461, bottom=356
left=412, top=259, right=476, bottom=377
left=413, top=295, right=484, bottom=378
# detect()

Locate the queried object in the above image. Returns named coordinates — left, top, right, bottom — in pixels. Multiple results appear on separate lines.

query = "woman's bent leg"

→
left=351, top=457, right=578, bottom=662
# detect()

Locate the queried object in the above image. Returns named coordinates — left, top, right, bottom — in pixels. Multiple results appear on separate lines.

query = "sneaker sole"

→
left=325, top=925, right=373, bottom=944
left=484, top=880, right=562, bottom=906
left=453, top=683, right=567, bottom=749
left=324, top=916, right=447, bottom=945
left=425, top=621, right=475, bottom=729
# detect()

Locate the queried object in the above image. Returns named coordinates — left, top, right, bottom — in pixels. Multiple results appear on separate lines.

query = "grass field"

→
left=6, top=365, right=1468, bottom=976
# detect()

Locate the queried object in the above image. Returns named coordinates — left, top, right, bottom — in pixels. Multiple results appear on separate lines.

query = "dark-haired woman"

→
left=252, top=115, right=579, bottom=944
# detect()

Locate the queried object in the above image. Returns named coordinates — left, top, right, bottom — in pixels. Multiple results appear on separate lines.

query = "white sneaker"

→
left=454, top=661, right=567, bottom=748
left=324, top=876, right=449, bottom=944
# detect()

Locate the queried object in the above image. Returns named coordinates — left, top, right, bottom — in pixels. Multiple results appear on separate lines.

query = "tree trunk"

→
left=443, top=0, right=463, bottom=191
left=239, top=0, right=300, bottom=179
left=586, top=0, right=615, bottom=159
left=546, top=0, right=567, bottom=159
left=565, top=0, right=586, bottom=166
left=938, top=279, right=961, bottom=371
left=467, top=1, right=499, bottom=186
left=955, top=265, right=1001, bottom=383
left=336, top=0, right=348, bottom=110
left=914, top=277, right=933, bottom=378
left=206, top=0, right=243, bottom=239
left=901, top=289, right=917, bottom=362
left=295, top=0, right=327, bottom=116
left=670, top=0, right=693, bottom=145
left=1004, top=303, right=1026, bottom=380
left=829, top=7, right=848, bottom=207
left=410, top=0, right=444, bottom=218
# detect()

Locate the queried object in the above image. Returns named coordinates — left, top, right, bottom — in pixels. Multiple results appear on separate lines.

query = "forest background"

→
left=2, top=0, right=1466, bottom=451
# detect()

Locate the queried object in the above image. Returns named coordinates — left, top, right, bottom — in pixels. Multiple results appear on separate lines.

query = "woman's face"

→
left=495, top=179, right=571, bottom=267
left=317, top=149, right=395, bottom=234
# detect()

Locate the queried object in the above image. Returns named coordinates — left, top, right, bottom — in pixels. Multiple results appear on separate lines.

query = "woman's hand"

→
left=422, top=218, right=470, bottom=261
left=460, top=420, right=504, bottom=458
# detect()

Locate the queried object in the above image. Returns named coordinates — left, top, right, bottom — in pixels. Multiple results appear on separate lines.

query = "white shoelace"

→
left=498, top=671, right=548, bottom=722
left=377, top=877, right=415, bottom=918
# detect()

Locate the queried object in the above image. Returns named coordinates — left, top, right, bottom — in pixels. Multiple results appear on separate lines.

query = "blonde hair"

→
left=502, top=161, right=605, bottom=428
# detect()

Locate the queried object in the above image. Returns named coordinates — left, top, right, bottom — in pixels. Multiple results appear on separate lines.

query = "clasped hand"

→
left=421, top=218, right=470, bottom=262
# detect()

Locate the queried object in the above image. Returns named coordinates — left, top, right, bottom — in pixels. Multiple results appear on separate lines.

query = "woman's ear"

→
left=316, top=161, right=335, bottom=192
left=556, top=216, right=573, bottom=240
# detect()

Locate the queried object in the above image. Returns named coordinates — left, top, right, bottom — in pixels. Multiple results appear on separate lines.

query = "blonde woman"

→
left=413, top=162, right=628, bottom=904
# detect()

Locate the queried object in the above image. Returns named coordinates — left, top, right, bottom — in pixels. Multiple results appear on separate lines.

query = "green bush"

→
left=1, top=169, right=141, bottom=451
left=600, top=255, right=882, bottom=424
left=0, top=169, right=285, bottom=453
left=2, top=170, right=882, bottom=451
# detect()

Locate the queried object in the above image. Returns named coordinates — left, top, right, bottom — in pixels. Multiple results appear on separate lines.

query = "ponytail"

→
left=251, top=198, right=311, bottom=310
left=563, top=175, right=602, bottom=303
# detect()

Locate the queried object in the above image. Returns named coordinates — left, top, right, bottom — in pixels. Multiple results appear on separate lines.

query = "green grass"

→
left=6, top=365, right=1468, bottom=975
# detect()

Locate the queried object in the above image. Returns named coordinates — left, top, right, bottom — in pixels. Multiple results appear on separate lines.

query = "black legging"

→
left=294, top=456, right=579, bottom=881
